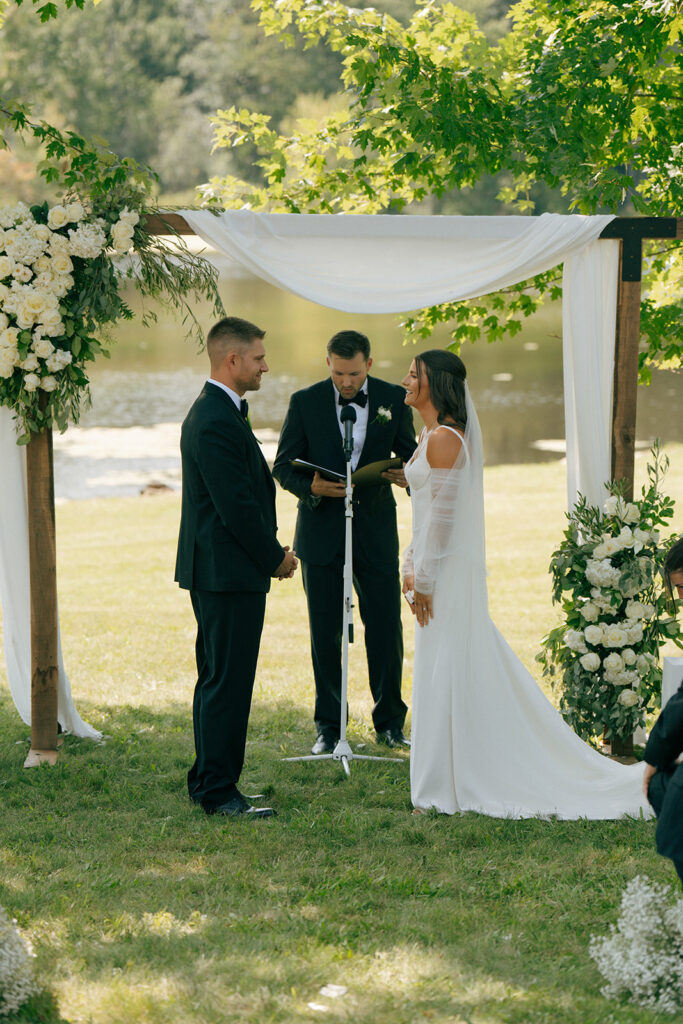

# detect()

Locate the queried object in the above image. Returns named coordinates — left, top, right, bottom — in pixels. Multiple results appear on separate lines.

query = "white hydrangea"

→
left=68, top=221, right=106, bottom=259
left=46, top=350, right=72, bottom=373
left=586, top=558, right=621, bottom=589
left=590, top=876, right=683, bottom=1015
left=566, top=629, right=588, bottom=653
left=0, top=202, right=30, bottom=229
left=0, top=907, right=37, bottom=1017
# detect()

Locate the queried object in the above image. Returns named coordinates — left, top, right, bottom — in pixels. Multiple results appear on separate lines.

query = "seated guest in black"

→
left=643, top=537, right=683, bottom=886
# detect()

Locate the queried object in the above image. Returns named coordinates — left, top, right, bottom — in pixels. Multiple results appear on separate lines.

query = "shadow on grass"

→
left=0, top=694, right=671, bottom=1024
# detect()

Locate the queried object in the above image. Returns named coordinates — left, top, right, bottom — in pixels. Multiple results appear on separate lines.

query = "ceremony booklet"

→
left=291, top=457, right=402, bottom=487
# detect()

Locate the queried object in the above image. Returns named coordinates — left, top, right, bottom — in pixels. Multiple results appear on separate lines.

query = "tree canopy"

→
left=203, top=0, right=682, bottom=375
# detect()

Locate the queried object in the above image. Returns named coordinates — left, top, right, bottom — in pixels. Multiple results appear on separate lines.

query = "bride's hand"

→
left=414, top=589, right=433, bottom=627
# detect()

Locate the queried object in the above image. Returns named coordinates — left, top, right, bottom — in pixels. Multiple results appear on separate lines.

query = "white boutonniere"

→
left=373, top=406, right=392, bottom=425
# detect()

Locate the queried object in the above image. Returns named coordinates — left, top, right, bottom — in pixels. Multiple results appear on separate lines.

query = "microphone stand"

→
left=283, top=403, right=403, bottom=776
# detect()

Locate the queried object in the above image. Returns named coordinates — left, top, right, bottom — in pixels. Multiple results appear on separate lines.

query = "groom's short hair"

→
left=327, top=330, right=370, bottom=361
left=207, top=316, right=265, bottom=368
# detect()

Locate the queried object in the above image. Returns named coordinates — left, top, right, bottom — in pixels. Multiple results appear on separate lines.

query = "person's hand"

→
left=274, top=546, right=298, bottom=580
left=642, top=761, right=657, bottom=799
left=414, top=589, right=433, bottom=627
left=382, top=466, right=408, bottom=488
left=311, top=471, right=346, bottom=498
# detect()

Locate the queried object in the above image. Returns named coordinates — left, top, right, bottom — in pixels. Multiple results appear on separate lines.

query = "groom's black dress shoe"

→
left=202, top=791, right=276, bottom=818
left=311, top=731, right=338, bottom=755
left=376, top=727, right=411, bottom=749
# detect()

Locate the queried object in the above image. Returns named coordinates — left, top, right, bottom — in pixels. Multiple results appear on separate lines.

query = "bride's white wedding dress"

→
left=403, top=387, right=649, bottom=819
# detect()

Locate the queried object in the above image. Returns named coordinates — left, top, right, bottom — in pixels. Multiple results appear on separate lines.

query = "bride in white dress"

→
left=401, top=350, right=649, bottom=819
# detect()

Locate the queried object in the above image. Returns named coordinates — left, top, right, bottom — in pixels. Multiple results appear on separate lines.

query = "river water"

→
left=53, top=253, right=681, bottom=501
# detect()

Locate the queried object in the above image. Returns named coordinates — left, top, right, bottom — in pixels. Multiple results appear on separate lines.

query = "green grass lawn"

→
left=1, top=446, right=682, bottom=1024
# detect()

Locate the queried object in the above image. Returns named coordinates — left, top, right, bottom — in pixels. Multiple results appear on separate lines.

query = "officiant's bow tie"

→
left=240, top=398, right=249, bottom=419
left=338, top=391, right=367, bottom=408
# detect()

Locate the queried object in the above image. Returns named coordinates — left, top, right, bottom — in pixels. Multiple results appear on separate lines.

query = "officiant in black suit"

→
left=273, top=330, right=416, bottom=755
left=175, top=316, right=298, bottom=818
left=643, top=537, right=683, bottom=885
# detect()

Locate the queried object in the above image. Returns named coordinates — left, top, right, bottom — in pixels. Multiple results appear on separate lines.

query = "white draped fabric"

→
left=0, top=409, right=101, bottom=738
left=1, top=211, right=617, bottom=732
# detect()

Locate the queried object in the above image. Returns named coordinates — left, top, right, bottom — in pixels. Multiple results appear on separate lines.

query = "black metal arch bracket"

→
left=599, top=217, right=678, bottom=282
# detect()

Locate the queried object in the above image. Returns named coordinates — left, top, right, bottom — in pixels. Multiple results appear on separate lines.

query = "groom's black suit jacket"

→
left=273, top=376, right=416, bottom=567
left=645, top=681, right=683, bottom=868
left=175, top=382, right=285, bottom=592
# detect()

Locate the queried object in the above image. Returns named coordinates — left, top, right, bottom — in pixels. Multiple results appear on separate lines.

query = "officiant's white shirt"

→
left=334, top=383, right=368, bottom=471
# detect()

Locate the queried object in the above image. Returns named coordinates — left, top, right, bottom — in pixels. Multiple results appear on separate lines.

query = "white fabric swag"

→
left=0, top=211, right=617, bottom=731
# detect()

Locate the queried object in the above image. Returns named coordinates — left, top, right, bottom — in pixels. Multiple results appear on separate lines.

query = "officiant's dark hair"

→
left=415, top=350, right=467, bottom=430
left=327, top=330, right=371, bottom=361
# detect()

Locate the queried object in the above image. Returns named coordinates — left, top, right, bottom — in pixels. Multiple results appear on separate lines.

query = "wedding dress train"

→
left=403, top=390, right=649, bottom=819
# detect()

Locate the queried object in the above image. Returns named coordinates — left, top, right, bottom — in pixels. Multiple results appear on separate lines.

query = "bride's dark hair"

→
left=415, top=349, right=468, bottom=429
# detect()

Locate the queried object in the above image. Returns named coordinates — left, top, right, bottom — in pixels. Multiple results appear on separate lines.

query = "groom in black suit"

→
left=175, top=317, right=297, bottom=817
left=273, top=330, right=416, bottom=754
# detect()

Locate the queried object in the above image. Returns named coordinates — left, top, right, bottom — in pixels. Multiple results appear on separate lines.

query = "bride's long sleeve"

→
left=402, top=543, right=414, bottom=582
left=413, top=466, right=463, bottom=596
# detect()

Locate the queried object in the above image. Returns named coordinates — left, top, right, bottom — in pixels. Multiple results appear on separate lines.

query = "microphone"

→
left=340, top=403, right=356, bottom=462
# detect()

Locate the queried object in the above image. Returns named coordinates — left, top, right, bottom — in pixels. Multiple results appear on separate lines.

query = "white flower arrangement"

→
left=590, top=876, right=683, bottom=1015
left=538, top=446, right=682, bottom=748
left=0, top=906, right=37, bottom=1018
left=373, top=405, right=392, bottom=425
left=0, top=195, right=220, bottom=442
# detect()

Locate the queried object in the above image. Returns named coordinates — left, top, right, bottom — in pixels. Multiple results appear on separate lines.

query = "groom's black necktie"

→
left=338, top=391, right=367, bottom=408
left=240, top=398, right=249, bottom=419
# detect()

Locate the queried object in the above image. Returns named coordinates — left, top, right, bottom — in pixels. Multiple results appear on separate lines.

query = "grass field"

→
left=1, top=445, right=682, bottom=1024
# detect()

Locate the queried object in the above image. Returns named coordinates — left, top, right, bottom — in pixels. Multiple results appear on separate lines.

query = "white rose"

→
left=47, top=205, right=69, bottom=230
left=31, top=223, right=51, bottom=243
left=50, top=252, right=73, bottom=275
left=118, top=207, right=140, bottom=227
left=584, top=624, right=604, bottom=646
left=32, top=337, right=55, bottom=359
left=603, top=623, right=628, bottom=648
left=603, top=652, right=624, bottom=674
left=580, top=602, right=599, bottom=622
left=0, top=327, right=19, bottom=349
left=0, top=254, right=15, bottom=278
left=32, top=255, right=52, bottom=274
left=49, top=274, right=73, bottom=299
left=22, top=372, right=40, bottom=391
left=636, top=653, right=654, bottom=674
left=627, top=621, right=644, bottom=644
left=621, top=648, right=637, bottom=666
left=633, top=528, right=651, bottom=547
left=0, top=355, right=16, bottom=378
left=641, top=603, right=655, bottom=619
left=603, top=496, right=619, bottom=515
left=66, top=201, right=85, bottom=222
left=580, top=652, right=601, bottom=672
left=624, top=503, right=640, bottom=524
left=603, top=537, right=622, bottom=556
left=111, top=220, right=135, bottom=253
left=39, top=374, right=58, bottom=392
left=625, top=600, right=646, bottom=620
left=21, top=354, right=40, bottom=371
left=617, top=526, right=635, bottom=548
left=618, top=689, right=639, bottom=708
left=21, top=290, right=48, bottom=318
left=0, top=313, right=7, bottom=331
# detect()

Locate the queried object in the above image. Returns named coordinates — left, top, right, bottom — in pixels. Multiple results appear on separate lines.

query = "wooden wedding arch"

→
left=23, top=213, right=683, bottom=765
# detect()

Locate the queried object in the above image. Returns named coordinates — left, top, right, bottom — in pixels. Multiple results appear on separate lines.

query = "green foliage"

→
left=538, top=445, right=682, bottom=745
left=204, top=0, right=683, bottom=375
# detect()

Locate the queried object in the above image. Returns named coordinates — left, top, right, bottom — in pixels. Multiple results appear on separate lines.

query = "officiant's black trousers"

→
left=187, top=589, right=266, bottom=809
left=301, top=557, right=407, bottom=735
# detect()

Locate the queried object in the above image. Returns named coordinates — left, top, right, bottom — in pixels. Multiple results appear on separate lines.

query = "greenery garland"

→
left=538, top=445, right=682, bottom=746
